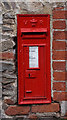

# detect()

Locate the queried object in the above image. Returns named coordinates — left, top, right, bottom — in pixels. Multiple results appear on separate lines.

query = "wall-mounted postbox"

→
left=17, top=14, right=51, bottom=104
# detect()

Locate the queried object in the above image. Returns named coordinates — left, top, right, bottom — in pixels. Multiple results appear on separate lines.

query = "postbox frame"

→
left=17, top=14, right=51, bottom=104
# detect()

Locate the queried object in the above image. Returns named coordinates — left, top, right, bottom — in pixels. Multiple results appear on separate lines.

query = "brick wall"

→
left=0, top=1, right=67, bottom=120
left=52, top=6, right=67, bottom=99
left=52, top=5, right=67, bottom=117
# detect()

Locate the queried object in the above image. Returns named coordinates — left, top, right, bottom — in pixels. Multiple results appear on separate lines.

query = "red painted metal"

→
left=17, top=14, right=51, bottom=104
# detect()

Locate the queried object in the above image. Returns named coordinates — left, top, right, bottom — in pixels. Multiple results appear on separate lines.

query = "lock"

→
left=29, top=73, right=30, bottom=78
left=26, top=70, right=36, bottom=78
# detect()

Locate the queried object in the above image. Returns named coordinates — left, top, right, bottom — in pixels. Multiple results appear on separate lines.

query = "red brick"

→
left=53, top=92, right=67, bottom=101
left=4, top=99, right=14, bottom=105
left=0, top=52, right=14, bottom=60
left=28, top=114, right=38, bottom=119
left=53, top=72, right=67, bottom=81
left=66, top=42, right=67, bottom=47
left=53, top=82, right=66, bottom=91
left=53, top=11, right=67, bottom=19
left=54, top=7, right=64, bottom=10
left=63, top=117, right=67, bottom=119
left=65, top=112, right=67, bottom=116
left=52, top=51, right=67, bottom=60
left=53, top=31, right=67, bottom=40
left=53, top=61, right=65, bottom=71
left=61, top=117, right=67, bottom=119
left=5, top=106, right=30, bottom=116
left=53, top=21, right=66, bottom=29
left=32, top=103, right=59, bottom=113
left=52, top=41, right=66, bottom=50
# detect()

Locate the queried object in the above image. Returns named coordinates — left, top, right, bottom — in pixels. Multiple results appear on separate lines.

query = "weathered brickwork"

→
left=52, top=3, right=67, bottom=118
left=52, top=41, right=66, bottom=50
left=0, top=1, right=67, bottom=120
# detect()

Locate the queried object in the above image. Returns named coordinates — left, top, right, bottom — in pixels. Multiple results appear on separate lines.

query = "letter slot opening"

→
left=21, top=28, right=47, bottom=39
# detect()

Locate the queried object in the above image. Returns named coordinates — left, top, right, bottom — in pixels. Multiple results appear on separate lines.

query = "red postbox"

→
left=17, top=14, right=51, bottom=104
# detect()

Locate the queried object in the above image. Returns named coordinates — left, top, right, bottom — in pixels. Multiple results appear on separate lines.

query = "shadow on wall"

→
left=13, top=36, right=18, bottom=75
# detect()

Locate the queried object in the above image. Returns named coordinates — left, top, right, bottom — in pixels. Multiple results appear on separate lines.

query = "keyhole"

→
left=29, top=73, right=30, bottom=78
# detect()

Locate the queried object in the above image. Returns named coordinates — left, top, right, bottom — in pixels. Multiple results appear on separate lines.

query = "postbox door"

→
left=17, top=14, right=51, bottom=104
left=23, top=45, right=46, bottom=99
